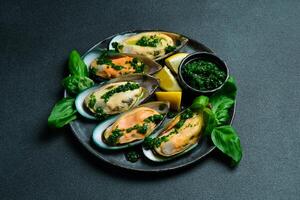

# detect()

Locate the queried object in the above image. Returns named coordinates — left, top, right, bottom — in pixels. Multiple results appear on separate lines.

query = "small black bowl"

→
left=178, top=52, right=229, bottom=95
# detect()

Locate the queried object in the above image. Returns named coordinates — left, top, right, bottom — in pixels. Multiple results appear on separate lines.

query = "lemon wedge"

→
left=154, top=66, right=182, bottom=91
left=155, top=91, right=182, bottom=111
left=165, top=53, right=188, bottom=74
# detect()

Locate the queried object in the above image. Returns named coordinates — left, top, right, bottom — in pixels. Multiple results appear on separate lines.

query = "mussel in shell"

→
left=75, top=74, right=159, bottom=120
left=92, top=101, right=170, bottom=150
left=109, top=31, right=188, bottom=61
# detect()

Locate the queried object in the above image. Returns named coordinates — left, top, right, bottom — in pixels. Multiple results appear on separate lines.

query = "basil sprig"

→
left=48, top=50, right=94, bottom=128
left=63, top=50, right=94, bottom=95
left=68, top=50, right=88, bottom=77
left=190, top=76, right=242, bottom=165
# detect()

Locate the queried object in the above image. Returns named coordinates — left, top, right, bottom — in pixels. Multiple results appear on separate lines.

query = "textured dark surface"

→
left=0, top=0, right=299, bottom=199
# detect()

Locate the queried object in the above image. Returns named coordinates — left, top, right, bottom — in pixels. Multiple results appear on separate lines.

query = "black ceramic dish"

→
left=178, top=52, right=229, bottom=95
left=68, top=30, right=236, bottom=172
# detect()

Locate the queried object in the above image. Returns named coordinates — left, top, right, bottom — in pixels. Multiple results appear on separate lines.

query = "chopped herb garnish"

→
left=174, top=108, right=194, bottom=129
left=143, top=136, right=169, bottom=149
left=167, top=111, right=177, bottom=118
left=126, top=123, right=148, bottom=134
left=165, top=45, right=176, bottom=53
left=111, top=65, right=123, bottom=70
left=144, top=114, right=163, bottom=124
left=106, top=128, right=123, bottom=145
left=129, top=57, right=145, bottom=73
left=112, top=42, right=124, bottom=52
left=101, top=82, right=140, bottom=103
left=97, top=50, right=124, bottom=71
left=125, top=151, right=140, bottom=163
left=88, top=94, right=96, bottom=108
left=94, top=107, right=109, bottom=121
left=136, top=35, right=161, bottom=47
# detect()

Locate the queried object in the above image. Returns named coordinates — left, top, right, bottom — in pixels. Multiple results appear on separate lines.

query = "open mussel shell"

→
left=75, top=74, right=159, bottom=120
left=92, top=101, right=170, bottom=150
left=142, top=109, right=203, bottom=162
left=83, top=50, right=162, bottom=82
left=108, top=30, right=188, bottom=61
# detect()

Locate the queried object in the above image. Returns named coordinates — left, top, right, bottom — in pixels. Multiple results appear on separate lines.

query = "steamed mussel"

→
left=143, top=108, right=204, bottom=161
left=86, top=51, right=162, bottom=81
left=92, top=101, right=170, bottom=150
left=109, top=31, right=188, bottom=61
left=75, top=74, right=159, bottom=120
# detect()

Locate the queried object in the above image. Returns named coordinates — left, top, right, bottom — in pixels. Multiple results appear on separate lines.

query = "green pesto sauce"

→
left=106, top=128, right=123, bottom=145
left=88, top=94, right=96, bottom=108
left=165, top=45, right=176, bottom=53
left=125, top=151, right=140, bottom=163
left=94, top=107, right=109, bottom=121
left=128, top=57, right=145, bottom=73
left=111, top=42, right=124, bottom=53
left=144, top=114, right=164, bottom=124
left=126, top=123, right=148, bottom=134
left=96, top=51, right=124, bottom=71
left=182, top=60, right=226, bottom=90
left=101, top=82, right=140, bottom=103
left=136, top=35, right=161, bottom=47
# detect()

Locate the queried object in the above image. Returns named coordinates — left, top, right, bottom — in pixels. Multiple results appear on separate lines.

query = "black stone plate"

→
left=69, top=30, right=236, bottom=172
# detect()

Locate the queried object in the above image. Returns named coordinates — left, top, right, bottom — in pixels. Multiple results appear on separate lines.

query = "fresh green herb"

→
left=190, top=96, right=209, bottom=111
left=165, top=45, right=176, bottom=53
left=126, top=124, right=148, bottom=134
left=101, top=82, right=140, bottom=103
left=106, top=128, right=123, bottom=145
left=111, top=42, right=124, bottom=52
left=182, top=60, right=226, bottom=90
left=62, top=75, right=94, bottom=95
left=48, top=50, right=94, bottom=128
left=129, top=57, right=145, bottom=73
left=211, top=126, right=242, bottom=165
left=125, top=151, right=140, bottom=163
left=203, top=107, right=217, bottom=136
left=94, top=107, right=109, bottom=121
left=48, top=97, right=77, bottom=128
left=88, top=94, right=96, bottom=108
left=136, top=35, right=161, bottom=47
left=210, top=77, right=236, bottom=126
left=68, top=50, right=88, bottom=77
left=144, top=114, right=164, bottom=124
left=199, top=77, right=242, bottom=165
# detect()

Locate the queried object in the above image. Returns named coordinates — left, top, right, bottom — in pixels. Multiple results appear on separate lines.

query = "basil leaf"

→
left=62, top=75, right=94, bottom=95
left=190, top=96, right=209, bottom=111
left=68, top=50, right=88, bottom=77
left=211, top=76, right=237, bottom=100
left=211, top=96, right=234, bottom=125
left=210, top=76, right=237, bottom=125
left=203, top=108, right=217, bottom=136
left=48, top=97, right=77, bottom=128
left=211, top=126, right=242, bottom=165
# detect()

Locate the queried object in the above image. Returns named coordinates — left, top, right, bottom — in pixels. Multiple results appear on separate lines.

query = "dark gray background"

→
left=1, top=0, right=299, bottom=199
